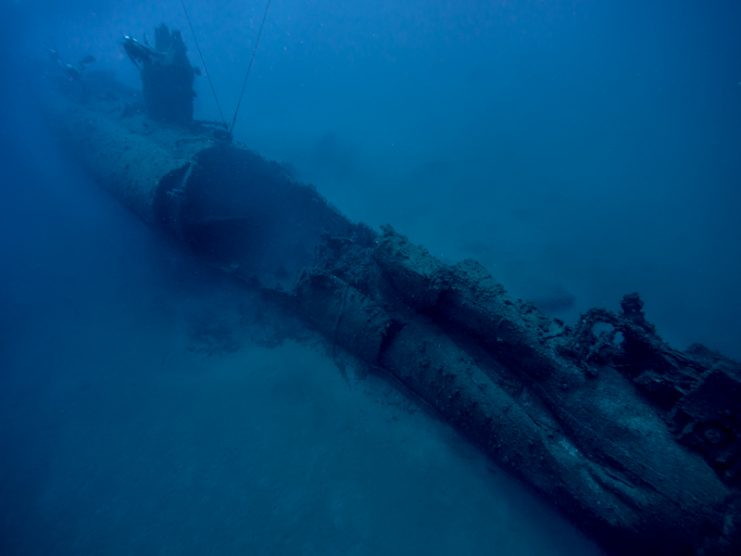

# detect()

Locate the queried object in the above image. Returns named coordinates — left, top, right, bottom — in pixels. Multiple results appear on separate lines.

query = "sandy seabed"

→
left=0, top=175, right=602, bottom=556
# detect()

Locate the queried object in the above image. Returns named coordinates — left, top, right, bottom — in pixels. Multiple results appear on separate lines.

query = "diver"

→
left=47, top=48, right=95, bottom=81
left=121, top=36, right=160, bottom=69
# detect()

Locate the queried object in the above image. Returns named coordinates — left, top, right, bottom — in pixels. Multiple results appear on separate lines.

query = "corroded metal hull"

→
left=41, top=73, right=740, bottom=555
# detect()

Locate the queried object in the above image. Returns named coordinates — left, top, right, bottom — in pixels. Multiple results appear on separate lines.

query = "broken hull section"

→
left=40, top=74, right=740, bottom=555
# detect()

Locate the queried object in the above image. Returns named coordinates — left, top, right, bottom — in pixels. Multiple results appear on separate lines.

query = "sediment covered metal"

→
left=40, top=72, right=741, bottom=556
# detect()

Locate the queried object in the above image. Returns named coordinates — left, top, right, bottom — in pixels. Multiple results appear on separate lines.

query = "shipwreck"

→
left=38, top=25, right=741, bottom=556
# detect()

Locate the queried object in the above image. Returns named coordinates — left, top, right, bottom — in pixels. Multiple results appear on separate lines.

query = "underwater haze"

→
left=1, top=1, right=740, bottom=555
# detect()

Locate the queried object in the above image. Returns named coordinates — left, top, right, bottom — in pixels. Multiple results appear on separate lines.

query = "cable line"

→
left=179, top=0, right=228, bottom=128
left=229, top=0, right=272, bottom=134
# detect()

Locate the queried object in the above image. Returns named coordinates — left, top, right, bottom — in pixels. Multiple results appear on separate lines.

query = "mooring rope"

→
left=229, top=0, right=272, bottom=134
left=179, top=0, right=228, bottom=128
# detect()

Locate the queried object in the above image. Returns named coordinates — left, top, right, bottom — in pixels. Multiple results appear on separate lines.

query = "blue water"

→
left=1, top=1, right=740, bottom=554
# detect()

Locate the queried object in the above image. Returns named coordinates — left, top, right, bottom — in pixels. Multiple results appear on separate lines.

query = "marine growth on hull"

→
left=40, top=24, right=741, bottom=556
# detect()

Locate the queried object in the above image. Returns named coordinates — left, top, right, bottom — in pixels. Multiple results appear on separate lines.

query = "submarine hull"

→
left=40, top=72, right=741, bottom=556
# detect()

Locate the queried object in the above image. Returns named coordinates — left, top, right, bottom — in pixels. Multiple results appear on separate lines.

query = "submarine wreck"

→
left=38, top=25, right=741, bottom=556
